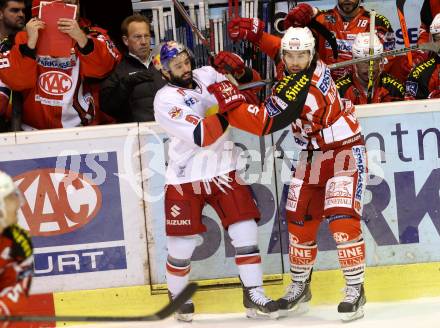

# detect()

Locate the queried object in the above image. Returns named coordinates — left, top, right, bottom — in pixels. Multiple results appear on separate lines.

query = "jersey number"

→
left=185, top=114, right=200, bottom=125
left=357, top=20, right=368, bottom=28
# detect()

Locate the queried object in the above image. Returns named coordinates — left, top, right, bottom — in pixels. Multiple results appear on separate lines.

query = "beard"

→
left=4, top=19, right=24, bottom=32
left=169, top=71, right=194, bottom=89
left=338, top=0, right=360, bottom=15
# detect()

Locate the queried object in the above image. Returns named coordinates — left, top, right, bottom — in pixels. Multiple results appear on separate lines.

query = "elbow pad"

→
left=193, top=113, right=229, bottom=147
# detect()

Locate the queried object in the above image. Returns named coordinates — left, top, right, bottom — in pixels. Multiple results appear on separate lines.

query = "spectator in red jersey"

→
left=0, top=0, right=120, bottom=130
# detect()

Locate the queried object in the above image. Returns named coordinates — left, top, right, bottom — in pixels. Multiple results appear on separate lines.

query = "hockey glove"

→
left=207, top=81, right=246, bottom=114
left=283, top=3, right=315, bottom=29
left=228, top=18, right=265, bottom=44
left=211, top=51, right=245, bottom=76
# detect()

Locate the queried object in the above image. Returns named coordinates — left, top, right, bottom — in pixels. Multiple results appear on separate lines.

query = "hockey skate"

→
left=337, top=284, right=366, bottom=322
left=168, top=291, right=194, bottom=322
left=277, top=278, right=312, bottom=317
left=243, top=285, right=279, bottom=319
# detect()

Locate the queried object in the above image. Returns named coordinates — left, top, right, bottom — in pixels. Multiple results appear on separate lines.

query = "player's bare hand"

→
left=58, top=18, right=88, bottom=48
left=26, top=17, right=45, bottom=49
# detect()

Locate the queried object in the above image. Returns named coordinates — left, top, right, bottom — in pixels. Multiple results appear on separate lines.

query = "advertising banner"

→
left=0, top=125, right=149, bottom=293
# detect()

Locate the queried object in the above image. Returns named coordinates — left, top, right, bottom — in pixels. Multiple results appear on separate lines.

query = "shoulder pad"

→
left=317, top=8, right=333, bottom=15
left=4, top=224, right=33, bottom=261
left=409, top=57, right=437, bottom=79
left=335, top=74, right=353, bottom=88
left=335, top=74, right=354, bottom=95
left=380, top=73, right=404, bottom=96
left=374, top=13, right=392, bottom=31
left=317, top=9, right=336, bottom=23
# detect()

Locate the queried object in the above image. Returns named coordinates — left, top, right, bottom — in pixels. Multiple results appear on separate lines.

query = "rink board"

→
left=0, top=124, right=150, bottom=293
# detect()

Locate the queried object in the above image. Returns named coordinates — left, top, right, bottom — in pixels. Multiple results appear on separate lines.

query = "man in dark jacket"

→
left=100, top=14, right=164, bottom=122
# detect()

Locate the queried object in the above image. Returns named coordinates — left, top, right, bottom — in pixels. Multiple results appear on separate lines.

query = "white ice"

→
left=68, top=296, right=440, bottom=328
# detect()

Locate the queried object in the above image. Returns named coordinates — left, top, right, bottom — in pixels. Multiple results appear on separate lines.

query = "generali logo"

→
left=39, top=71, right=73, bottom=96
left=14, top=169, right=102, bottom=236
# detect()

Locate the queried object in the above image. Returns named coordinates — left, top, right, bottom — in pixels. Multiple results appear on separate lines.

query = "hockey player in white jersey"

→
left=153, top=41, right=279, bottom=321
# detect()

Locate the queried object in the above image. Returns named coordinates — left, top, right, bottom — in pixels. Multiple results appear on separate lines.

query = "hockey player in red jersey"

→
left=153, top=41, right=278, bottom=322
left=405, top=13, right=440, bottom=100
left=209, top=27, right=367, bottom=322
left=0, top=0, right=120, bottom=130
left=281, top=0, right=394, bottom=80
left=335, top=32, right=404, bottom=104
left=0, top=171, right=34, bottom=326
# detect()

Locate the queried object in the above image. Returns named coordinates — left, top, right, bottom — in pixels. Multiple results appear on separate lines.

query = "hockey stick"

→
left=366, top=10, right=375, bottom=103
left=396, top=0, right=413, bottom=67
left=172, top=0, right=238, bottom=84
left=238, top=79, right=273, bottom=90
left=328, top=41, right=440, bottom=70
left=0, top=283, right=197, bottom=323
left=238, top=40, right=440, bottom=90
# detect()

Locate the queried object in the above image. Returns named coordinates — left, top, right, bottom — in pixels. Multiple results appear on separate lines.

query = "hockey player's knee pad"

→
left=228, top=219, right=258, bottom=248
left=327, top=215, right=362, bottom=244
left=166, top=235, right=198, bottom=259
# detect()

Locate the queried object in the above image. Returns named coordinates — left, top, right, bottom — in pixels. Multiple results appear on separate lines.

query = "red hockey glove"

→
left=228, top=18, right=265, bottom=43
left=207, top=81, right=246, bottom=114
left=212, top=51, right=245, bottom=76
left=283, top=3, right=314, bottom=29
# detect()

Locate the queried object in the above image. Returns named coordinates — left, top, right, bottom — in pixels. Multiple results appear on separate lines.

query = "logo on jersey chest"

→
left=184, top=96, right=199, bottom=107
left=39, top=71, right=73, bottom=96
left=177, top=88, right=199, bottom=107
left=325, top=15, right=336, bottom=24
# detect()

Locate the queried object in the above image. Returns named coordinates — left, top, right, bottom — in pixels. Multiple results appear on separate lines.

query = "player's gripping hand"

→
left=283, top=3, right=315, bottom=29
left=208, top=81, right=246, bottom=114
left=227, top=18, right=265, bottom=43
left=211, top=51, right=245, bottom=76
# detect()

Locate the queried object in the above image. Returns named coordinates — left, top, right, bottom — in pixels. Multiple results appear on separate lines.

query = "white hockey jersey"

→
left=154, top=66, right=241, bottom=185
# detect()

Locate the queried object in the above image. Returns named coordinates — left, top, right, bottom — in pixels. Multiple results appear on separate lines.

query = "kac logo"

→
left=14, top=169, right=102, bottom=237
left=39, top=71, right=73, bottom=96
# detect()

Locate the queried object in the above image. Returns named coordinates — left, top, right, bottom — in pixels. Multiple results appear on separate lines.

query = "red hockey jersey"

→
left=312, top=7, right=394, bottom=80
left=227, top=60, right=362, bottom=151
left=0, top=225, right=33, bottom=317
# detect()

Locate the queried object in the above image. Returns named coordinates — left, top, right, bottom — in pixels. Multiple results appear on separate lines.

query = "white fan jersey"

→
left=154, top=66, right=241, bottom=185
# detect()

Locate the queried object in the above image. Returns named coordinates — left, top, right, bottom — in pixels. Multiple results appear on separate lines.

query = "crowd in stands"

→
left=0, top=0, right=439, bottom=133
